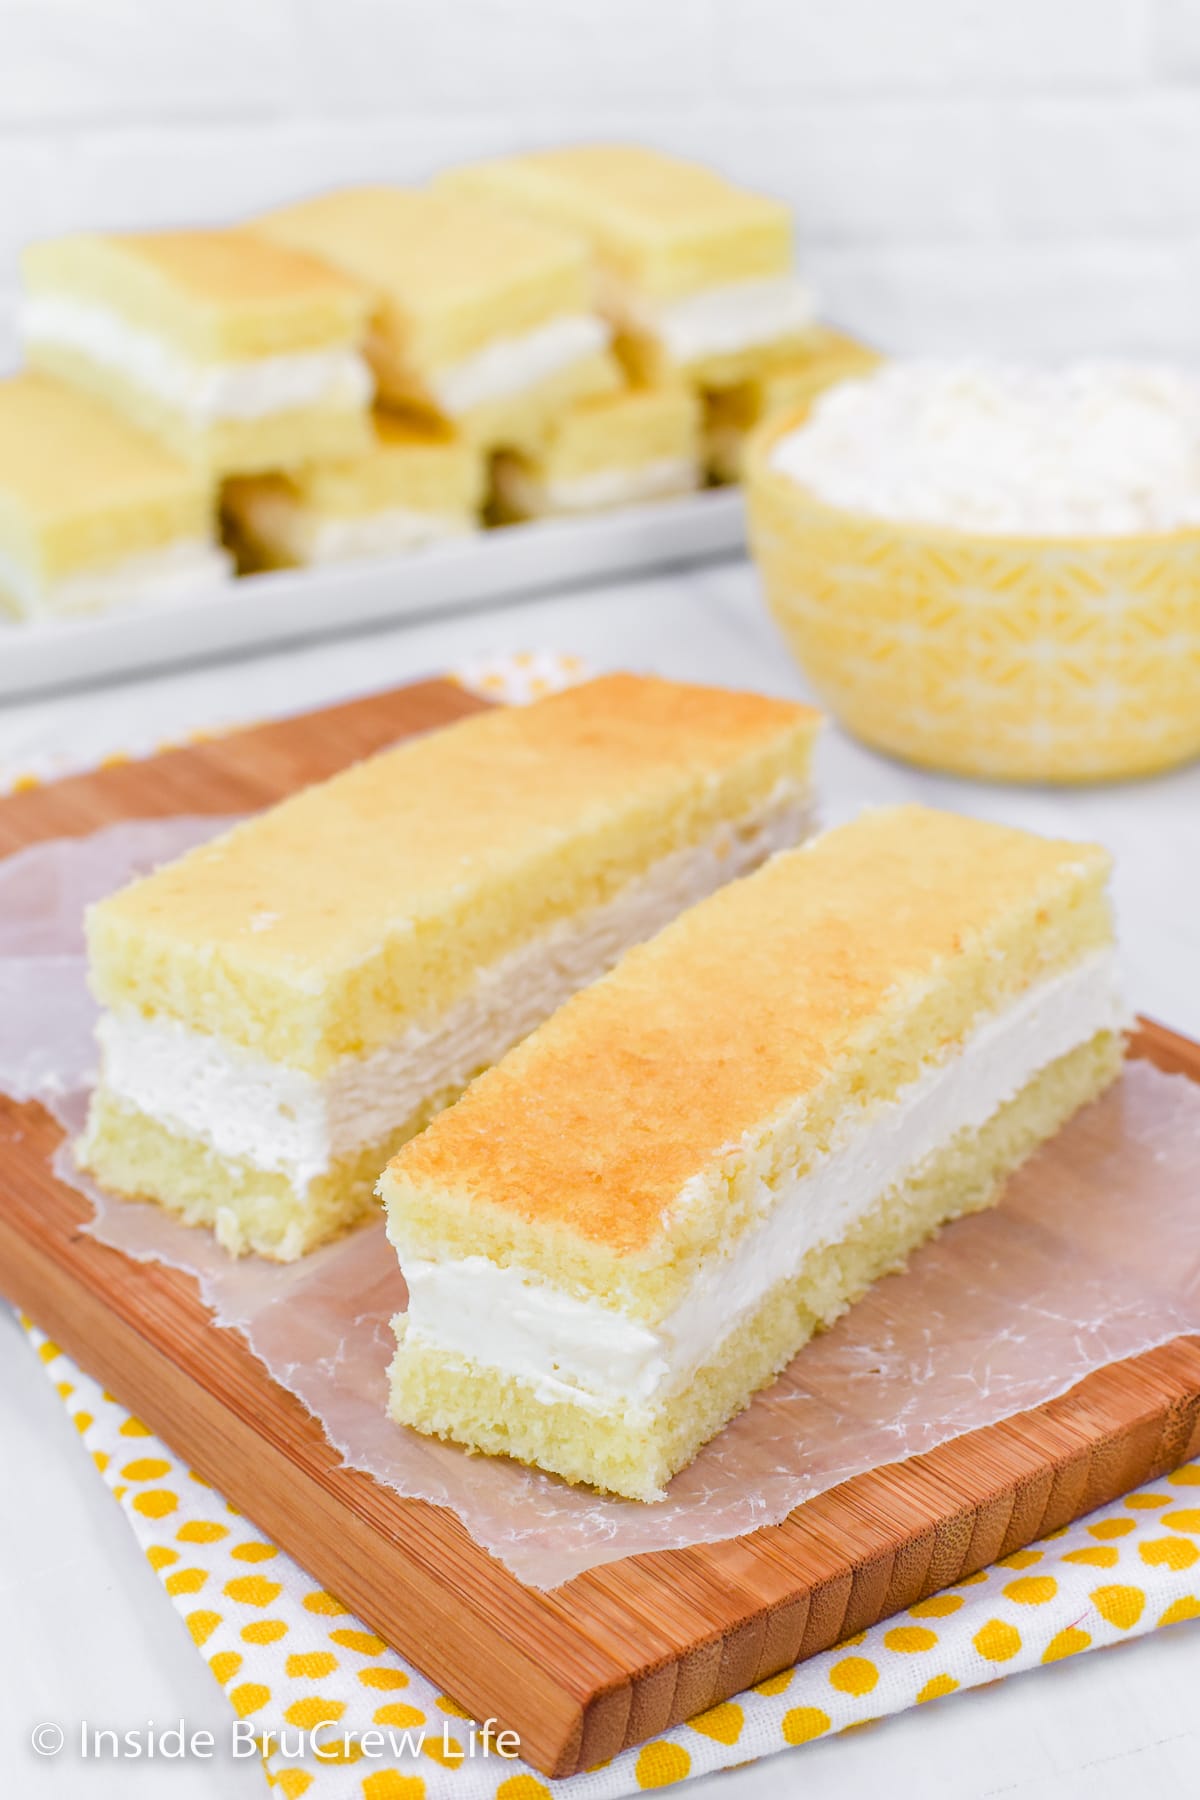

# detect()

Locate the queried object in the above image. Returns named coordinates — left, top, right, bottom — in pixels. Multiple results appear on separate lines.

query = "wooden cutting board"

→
left=1, top=675, right=1198, bottom=1780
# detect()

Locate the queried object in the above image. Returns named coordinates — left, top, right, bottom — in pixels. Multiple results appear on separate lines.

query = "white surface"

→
left=1, top=555, right=1199, bottom=1798
left=0, top=489, right=744, bottom=702
left=403, top=952, right=1126, bottom=1426
left=5, top=2, right=1200, bottom=370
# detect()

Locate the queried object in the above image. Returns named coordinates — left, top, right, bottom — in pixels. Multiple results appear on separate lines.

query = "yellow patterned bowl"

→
left=746, top=410, right=1200, bottom=783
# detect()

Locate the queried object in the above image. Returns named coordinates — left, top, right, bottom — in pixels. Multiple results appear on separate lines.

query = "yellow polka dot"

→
left=1158, top=1598, right=1200, bottom=1626
left=91, top=1451, right=109, bottom=1474
left=1139, top=1537, right=1199, bottom=1570
left=957, top=1570, right=988, bottom=1586
left=496, top=1778, right=550, bottom=1800
left=829, top=1655, right=878, bottom=1695
left=186, top=1610, right=221, bottom=1646
left=119, top=1416, right=152, bottom=1436
left=1088, top=1518, right=1135, bottom=1539
left=232, top=1541, right=277, bottom=1562
left=781, top=1706, right=831, bottom=1744
left=361, top=1774, right=425, bottom=1800
left=275, top=1773, right=314, bottom=1799
left=883, top=1626, right=938, bottom=1653
left=286, top=1652, right=339, bottom=1678
left=422, top=1738, right=463, bottom=1768
left=1004, top=1576, right=1058, bottom=1606
left=285, top=1697, right=346, bottom=1730
left=74, top=1412, right=94, bottom=1433
left=303, top=1589, right=347, bottom=1616
left=242, top=1620, right=288, bottom=1645
left=224, top=1575, right=282, bottom=1607
left=230, top=1683, right=271, bottom=1717
left=166, top=1568, right=207, bottom=1596
left=1168, top=1465, right=1200, bottom=1487
left=358, top=1667, right=410, bottom=1691
left=37, top=1339, right=62, bottom=1362
left=133, top=1489, right=178, bottom=1520
left=1125, top=1493, right=1169, bottom=1510
left=634, top=1741, right=692, bottom=1788
left=121, top=1457, right=171, bottom=1481
left=1091, top=1584, right=1145, bottom=1629
left=271, top=1771, right=309, bottom=1800
left=999, top=1549, right=1042, bottom=1569
left=1042, top=1628, right=1091, bottom=1663
left=331, top=1628, right=388, bottom=1655
left=373, top=1704, right=426, bottom=1729
left=1064, top=1547, right=1120, bottom=1568
left=436, top=1695, right=472, bottom=1718
left=55, top=1381, right=74, bottom=1399
left=209, top=1651, right=242, bottom=1684
left=916, top=1675, right=959, bottom=1703
left=753, top=1669, right=793, bottom=1697
left=1162, top=1509, right=1200, bottom=1533
left=176, top=1521, right=229, bottom=1544
left=973, top=1620, right=1022, bottom=1662
left=909, top=1594, right=963, bottom=1619
left=687, top=1702, right=743, bottom=1745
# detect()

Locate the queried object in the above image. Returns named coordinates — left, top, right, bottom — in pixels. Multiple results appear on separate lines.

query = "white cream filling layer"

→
left=0, top=537, right=232, bottom=618
left=427, top=314, right=611, bottom=415
left=96, top=784, right=814, bottom=1186
left=495, top=456, right=699, bottom=518
left=625, top=274, right=818, bottom=365
left=304, top=509, right=477, bottom=563
left=398, top=950, right=1128, bottom=1417
left=21, top=293, right=374, bottom=428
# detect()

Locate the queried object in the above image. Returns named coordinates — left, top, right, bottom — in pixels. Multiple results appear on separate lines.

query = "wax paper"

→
left=3, top=816, right=1200, bottom=1589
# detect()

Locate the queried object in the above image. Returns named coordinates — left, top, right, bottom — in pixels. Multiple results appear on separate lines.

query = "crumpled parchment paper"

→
left=3, top=816, right=1200, bottom=1589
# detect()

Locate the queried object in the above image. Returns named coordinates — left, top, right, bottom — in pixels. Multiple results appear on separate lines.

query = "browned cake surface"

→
left=388, top=807, right=1111, bottom=1252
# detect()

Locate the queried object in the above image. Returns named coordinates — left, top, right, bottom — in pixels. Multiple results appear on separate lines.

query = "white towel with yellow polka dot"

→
left=21, top=1318, right=1200, bottom=1800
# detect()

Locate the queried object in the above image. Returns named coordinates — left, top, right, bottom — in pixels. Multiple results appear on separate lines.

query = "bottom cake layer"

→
left=77, top=1080, right=466, bottom=1261
left=387, top=1029, right=1124, bottom=1500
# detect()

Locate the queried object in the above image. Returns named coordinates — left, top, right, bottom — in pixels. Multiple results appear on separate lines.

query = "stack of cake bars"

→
left=80, top=677, right=820, bottom=1259
left=381, top=806, right=1127, bottom=1499
left=2, top=146, right=873, bottom=609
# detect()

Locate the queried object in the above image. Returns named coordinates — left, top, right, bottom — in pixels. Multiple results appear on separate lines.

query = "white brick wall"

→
left=1, top=0, right=1198, bottom=367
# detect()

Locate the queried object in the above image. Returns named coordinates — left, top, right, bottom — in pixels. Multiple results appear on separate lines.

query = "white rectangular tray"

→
left=0, top=488, right=745, bottom=703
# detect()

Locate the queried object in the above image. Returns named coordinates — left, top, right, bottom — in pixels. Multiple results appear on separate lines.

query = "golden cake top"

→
left=0, top=371, right=208, bottom=526
left=441, top=145, right=793, bottom=300
left=252, top=187, right=595, bottom=369
left=88, top=676, right=820, bottom=1064
left=22, top=229, right=371, bottom=359
left=386, top=806, right=1112, bottom=1252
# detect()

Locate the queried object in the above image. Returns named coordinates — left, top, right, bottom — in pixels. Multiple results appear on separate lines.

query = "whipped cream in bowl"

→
left=767, top=360, right=1200, bottom=539
left=746, top=359, right=1200, bottom=782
